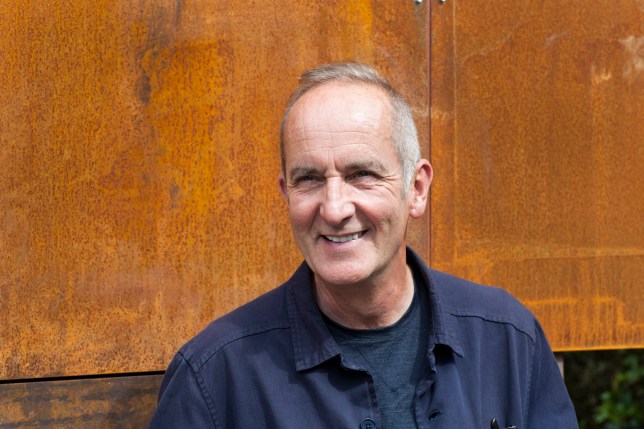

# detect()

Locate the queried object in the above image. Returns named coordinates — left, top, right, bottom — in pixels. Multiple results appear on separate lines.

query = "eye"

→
left=292, top=174, right=322, bottom=186
left=298, top=175, right=318, bottom=182
left=349, top=170, right=377, bottom=181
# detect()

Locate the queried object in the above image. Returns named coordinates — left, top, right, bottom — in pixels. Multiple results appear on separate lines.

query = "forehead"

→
left=287, top=82, right=391, bottom=132
left=283, top=83, right=396, bottom=164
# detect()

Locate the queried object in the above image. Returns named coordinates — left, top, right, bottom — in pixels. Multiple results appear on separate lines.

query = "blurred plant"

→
left=593, top=352, right=644, bottom=429
left=564, top=349, right=644, bottom=429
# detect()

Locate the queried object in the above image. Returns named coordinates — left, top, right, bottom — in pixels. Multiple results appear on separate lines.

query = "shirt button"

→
left=360, top=418, right=376, bottom=429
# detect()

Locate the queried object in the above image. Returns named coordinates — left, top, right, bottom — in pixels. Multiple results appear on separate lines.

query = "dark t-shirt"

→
left=325, top=272, right=429, bottom=429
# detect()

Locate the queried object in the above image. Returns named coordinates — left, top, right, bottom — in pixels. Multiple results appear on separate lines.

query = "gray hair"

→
left=279, top=63, right=420, bottom=191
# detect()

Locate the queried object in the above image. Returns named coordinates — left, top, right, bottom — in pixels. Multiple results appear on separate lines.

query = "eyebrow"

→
left=344, top=160, right=388, bottom=175
left=288, top=160, right=390, bottom=181
left=288, top=166, right=319, bottom=181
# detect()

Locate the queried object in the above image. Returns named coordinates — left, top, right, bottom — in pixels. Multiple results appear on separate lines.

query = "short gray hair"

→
left=279, top=63, right=420, bottom=191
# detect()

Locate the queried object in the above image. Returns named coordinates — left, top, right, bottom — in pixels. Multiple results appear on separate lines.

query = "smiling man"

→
left=279, top=80, right=430, bottom=331
left=149, top=63, right=578, bottom=428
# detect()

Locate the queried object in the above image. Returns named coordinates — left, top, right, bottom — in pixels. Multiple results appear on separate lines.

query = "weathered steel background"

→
left=1, top=0, right=643, bottom=424
left=430, top=0, right=643, bottom=350
left=0, top=0, right=429, bottom=381
left=0, top=374, right=162, bottom=427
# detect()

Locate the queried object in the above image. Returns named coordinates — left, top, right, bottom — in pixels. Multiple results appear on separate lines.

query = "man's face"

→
left=279, top=82, right=415, bottom=289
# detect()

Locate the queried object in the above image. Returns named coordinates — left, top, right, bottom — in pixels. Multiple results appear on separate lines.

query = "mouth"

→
left=322, top=231, right=365, bottom=243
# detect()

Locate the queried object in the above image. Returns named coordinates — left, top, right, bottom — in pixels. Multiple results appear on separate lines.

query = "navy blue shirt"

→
left=149, top=248, right=578, bottom=428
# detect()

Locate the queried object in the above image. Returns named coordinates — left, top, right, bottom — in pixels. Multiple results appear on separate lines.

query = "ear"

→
left=408, top=159, right=433, bottom=219
left=278, top=173, right=288, bottom=202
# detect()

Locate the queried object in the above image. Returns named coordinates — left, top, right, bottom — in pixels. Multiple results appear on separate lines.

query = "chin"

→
left=313, top=264, right=372, bottom=287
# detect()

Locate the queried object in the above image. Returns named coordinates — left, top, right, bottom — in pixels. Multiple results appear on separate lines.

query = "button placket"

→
left=360, top=418, right=376, bottom=429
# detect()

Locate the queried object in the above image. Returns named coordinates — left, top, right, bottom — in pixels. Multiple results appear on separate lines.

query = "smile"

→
left=323, top=231, right=364, bottom=243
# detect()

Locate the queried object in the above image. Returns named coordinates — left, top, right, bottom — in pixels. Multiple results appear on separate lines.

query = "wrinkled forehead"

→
left=289, top=82, right=391, bottom=122
left=283, top=82, right=394, bottom=152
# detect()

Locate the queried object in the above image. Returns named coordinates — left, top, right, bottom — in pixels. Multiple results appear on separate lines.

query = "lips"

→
left=323, top=231, right=365, bottom=243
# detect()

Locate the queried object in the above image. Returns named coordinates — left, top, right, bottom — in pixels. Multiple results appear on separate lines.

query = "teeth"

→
left=325, top=232, right=362, bottom=243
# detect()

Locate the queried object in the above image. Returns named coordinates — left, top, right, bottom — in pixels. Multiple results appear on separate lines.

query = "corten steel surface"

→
left=0, top=374, right=162, bottom=428
left=430, top=0, right=643, bottom=350
left=0, top=1, right=429, bottom=379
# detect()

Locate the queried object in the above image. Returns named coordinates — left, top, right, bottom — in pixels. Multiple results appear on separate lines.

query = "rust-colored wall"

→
left=0, top=374, right=162, bottom=428
left=2, top=0, right=641, bottom=393
left=430, top=0, right=643, bottom=350
left=0, top=1, right=429, bottom=380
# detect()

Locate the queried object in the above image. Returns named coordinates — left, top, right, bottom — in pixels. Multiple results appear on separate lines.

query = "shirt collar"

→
left=406, top=247, right=464, bottom=358
left=286, top=262, right=342, bottom=371
left=286, top=246, right=463, bottom=372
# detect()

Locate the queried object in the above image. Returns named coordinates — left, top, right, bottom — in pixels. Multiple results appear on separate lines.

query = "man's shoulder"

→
left=426, top=268, right=537, bottom=341
left=178, top=283, right=292, bottom=371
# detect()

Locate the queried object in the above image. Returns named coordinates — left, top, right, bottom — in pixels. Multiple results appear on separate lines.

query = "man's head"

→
left=280, top=63, right=421, bottom=193
left=278, top=63, right=432, bottom=290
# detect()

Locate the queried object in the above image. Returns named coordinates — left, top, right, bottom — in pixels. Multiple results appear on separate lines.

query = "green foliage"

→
left=565, top=349, right=644, bottom=429
left=594, top=353, right=644, bottom=429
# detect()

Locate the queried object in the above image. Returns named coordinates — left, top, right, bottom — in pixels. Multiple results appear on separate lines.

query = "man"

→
left=149, top=63, right=578, bottom=428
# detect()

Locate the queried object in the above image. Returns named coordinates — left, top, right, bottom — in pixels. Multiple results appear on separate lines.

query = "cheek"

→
left=287, top=197, right=318, bottom=228
left=356, top=194, right=405, bottom=221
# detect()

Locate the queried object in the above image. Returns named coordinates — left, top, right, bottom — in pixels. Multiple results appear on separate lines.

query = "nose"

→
left=319, top=178, right=355, bottom=225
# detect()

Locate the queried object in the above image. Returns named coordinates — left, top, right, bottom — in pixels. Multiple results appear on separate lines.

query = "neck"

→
left=314, top=255, right=414, bottom=330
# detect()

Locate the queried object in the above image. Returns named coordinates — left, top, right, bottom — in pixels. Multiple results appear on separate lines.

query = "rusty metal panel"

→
left=430, top=0, right=643, bottom=350
left=0, top=1, right=429, bottom=379
left=0, top=374, right=162, bottom=428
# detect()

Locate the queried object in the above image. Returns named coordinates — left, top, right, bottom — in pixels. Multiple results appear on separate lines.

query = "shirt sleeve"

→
left=526, top=320, right=579, bottom=428
left=148, top=352, right=217, bottom=429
